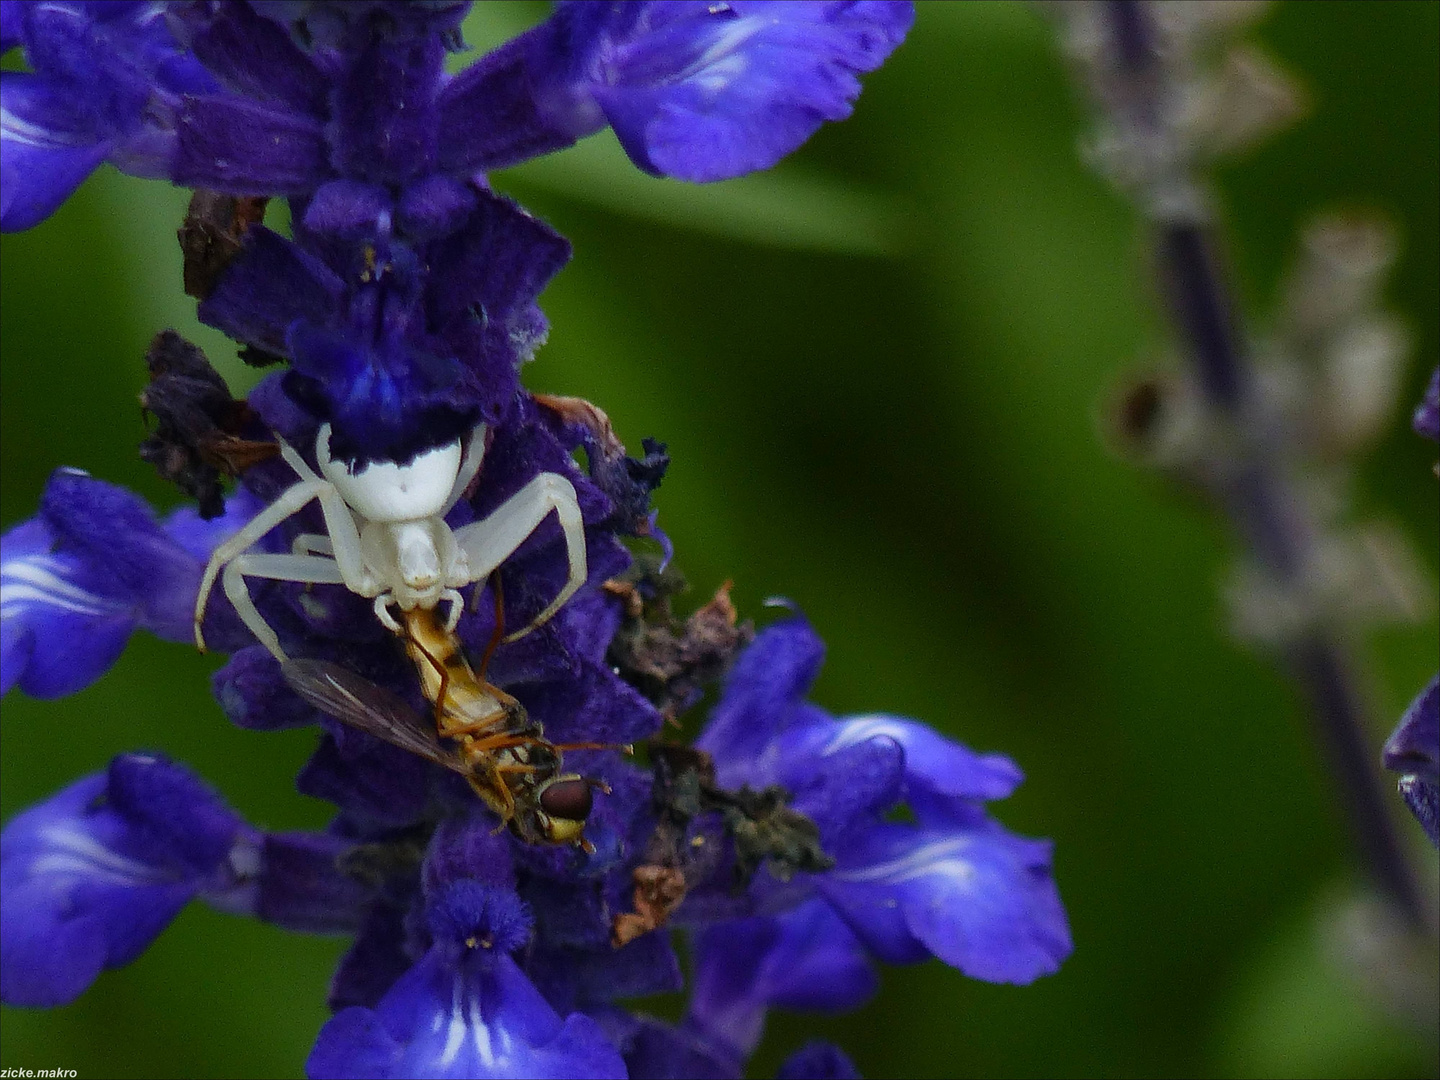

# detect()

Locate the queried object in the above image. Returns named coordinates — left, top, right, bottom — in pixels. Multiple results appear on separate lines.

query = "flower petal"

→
left=307, top=949, right=626, bottom=1079
left=1385, top=676, right=1439, bottom=847
left=591, top=1009, right=738, bottom=1080
left=196, top=225, right=346, bottom=356
left=820, top=819, right=1072, bottom=984
left=1385, top=676, right=1439, bottom=784
left=248, top=831, right=374, bottom=933
left=3, top=2, right=216, bottom=228
left=174, top=93, right=329, bottom=192
left=689, top=899, right=876, bottom=1060
left=0, top=71, right=110, bottom=231
left=697, top=615, right=825, bottom=782
left=176, top=0, right=328, bottom=114
left=0, top=465, right=214, bottom=699
left=0, top=518, right=132, bottom=698
left=594, top=0, right=913, bottom=181
left=784, top=734, right=904, bottom=845
left=779, top=713, right=1024, bottom=802
left=440, top=0, right=914, bottom=182
left=1, top=754, right=248, bottom=1005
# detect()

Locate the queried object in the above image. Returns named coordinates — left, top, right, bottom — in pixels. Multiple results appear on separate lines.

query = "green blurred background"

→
left=2, top=2, right=1437, bottom=1077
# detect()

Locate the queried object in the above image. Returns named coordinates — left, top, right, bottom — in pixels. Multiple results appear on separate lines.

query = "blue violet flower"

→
left=1, top=3, right=1070, bottom=1076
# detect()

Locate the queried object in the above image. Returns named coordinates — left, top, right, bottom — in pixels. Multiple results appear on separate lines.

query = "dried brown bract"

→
left=178, top=190, right=269, bottom=301
left=611, top=864, right=688, bottom=948
left=609, top=744, right=832, bottom=946
left=139, top=330, right=277, bottom=518
left=607, top=571, right=754, bottom=722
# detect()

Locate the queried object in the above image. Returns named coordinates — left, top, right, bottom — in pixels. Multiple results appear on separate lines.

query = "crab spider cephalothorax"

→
left=193, top=422, right=587, bottom=663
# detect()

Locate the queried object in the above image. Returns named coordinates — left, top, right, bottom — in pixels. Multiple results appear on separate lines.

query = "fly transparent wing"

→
left=281, top=658, right=462, bottom=772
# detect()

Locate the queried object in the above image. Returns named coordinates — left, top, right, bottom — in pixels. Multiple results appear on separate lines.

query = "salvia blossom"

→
left=2, top=2, right=1072, bottom=1076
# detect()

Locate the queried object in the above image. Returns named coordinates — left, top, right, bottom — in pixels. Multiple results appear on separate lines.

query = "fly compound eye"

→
left=539, top=778, right=593, bottom=823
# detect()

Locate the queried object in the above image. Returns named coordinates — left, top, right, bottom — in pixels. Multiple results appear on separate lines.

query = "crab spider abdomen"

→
left=317, top=425, right=462, bottom=523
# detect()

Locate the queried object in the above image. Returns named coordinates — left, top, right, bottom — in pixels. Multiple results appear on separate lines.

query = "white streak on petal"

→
left=28, top=824, right=168, bottom=885
left=833, top=837, right=974, bottom=887
left=438, top=973, right=467, bottom=1067
left=470, top=990, right=498, bottom=1069
left=0, top=105, right=89, bottom=150
left=1, top=556, right=123, bottom=618
left=685, top=16, right=765, bottom=82
left=820, top=716, right=911, bottom=756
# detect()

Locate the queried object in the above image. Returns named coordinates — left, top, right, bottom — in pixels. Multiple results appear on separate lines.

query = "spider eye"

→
left=539, top=779, right=593, bottom=822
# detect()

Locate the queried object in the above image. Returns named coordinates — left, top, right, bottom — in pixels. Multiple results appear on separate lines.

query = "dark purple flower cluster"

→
left=1383, top=367, right=1440, bottom=848
left=3, top=4, right=1072, bottom=1077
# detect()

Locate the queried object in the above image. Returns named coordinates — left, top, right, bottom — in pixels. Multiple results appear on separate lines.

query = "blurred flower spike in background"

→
left=0, top=2, right=1078, bottom=1078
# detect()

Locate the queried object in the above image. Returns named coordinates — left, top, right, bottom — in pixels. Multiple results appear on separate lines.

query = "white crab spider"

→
left=194, top=422, right=586, bottom=663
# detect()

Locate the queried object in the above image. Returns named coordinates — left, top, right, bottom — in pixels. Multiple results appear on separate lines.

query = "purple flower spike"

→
left=1, top=1, right=218, bottom=230
left=1, top=469, right=254, bottom=698
left=308, top=877, right=627, bottom=1079
left=440, top=0, right=913, bottom=182
left=0, top=754, right=250, bottom=1006
left=1384, top=677, right=1439, bottom=846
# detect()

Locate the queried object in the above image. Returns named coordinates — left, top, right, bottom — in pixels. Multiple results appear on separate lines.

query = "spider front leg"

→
left=222, top=553, right=347, bottom=662
left=195, top=439, right=377, bottom=653
left=195, top=476, right=334, bottom=651
left=451, top=472, right=587, bottom=643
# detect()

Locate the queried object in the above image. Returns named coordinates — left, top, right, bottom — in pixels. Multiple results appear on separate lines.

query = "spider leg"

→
left=195, top=477, right=333, bottom=651
left=314, top=485, right=372, bottom=592
left=441, top=423, right=488, bottom=516
left=277, top=437, right=320, bottom=481
left=451, top=473, right=587, bottom=643
left=439, top=588, right=464, bottom=632
left=373, top=596, right=402, bottom=633
left=221, top=552, right=345, bottom=662
left=291, top=533, right=333, bottom=556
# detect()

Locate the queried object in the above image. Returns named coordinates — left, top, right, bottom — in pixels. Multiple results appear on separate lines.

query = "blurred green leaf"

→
left=497, top=132, right=913, bottom=257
